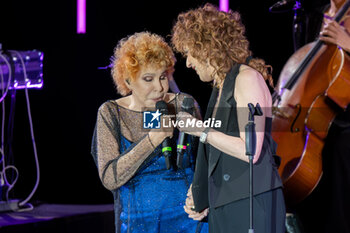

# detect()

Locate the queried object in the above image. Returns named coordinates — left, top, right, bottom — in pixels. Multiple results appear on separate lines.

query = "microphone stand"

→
left=292, top=0, right=306, bottom=51
left=268, top=0, right=306, bottom=51
left=245, top=103, right=263, bottom=233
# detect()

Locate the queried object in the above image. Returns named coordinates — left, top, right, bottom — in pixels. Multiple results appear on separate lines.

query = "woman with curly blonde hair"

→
left=171, top=4, right=285, bottom=233
left=91, top=32, right=208, bottom=233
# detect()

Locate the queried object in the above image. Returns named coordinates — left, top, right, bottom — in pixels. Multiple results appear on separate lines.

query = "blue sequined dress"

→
left=92, top=93, right=208, bottom=233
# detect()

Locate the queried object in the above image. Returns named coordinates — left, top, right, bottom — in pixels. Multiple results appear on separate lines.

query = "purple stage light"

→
left=0, top=50, right=44, bottom=90
left=13, top=81, right=43, bottom=90
left=77, top=0, right=86, bottom=34
left=220, top=0, right=229, bottom=12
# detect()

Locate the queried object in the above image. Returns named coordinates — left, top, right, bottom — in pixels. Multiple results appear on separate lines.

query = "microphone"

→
left=245, top=103, right=263, bottom=157
left=177, top=97, right=194, bottom=169
left=156, top=100, right=172, bottom=170
left=269, top=0, right=295, bottom=12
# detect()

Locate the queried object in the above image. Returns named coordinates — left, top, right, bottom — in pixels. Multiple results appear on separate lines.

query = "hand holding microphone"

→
left=177, top=97, right=194, bottom=168
left=149, top=101, right=173, bottom=145
left=153, top=100, right=173, bottom=169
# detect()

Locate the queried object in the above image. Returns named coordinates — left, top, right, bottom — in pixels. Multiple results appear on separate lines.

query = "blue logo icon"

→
left=143, top=110, right=162, bottom=129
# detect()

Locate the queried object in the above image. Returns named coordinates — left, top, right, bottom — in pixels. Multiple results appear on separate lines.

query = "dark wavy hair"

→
left=171, top=3, right=273, bottom=88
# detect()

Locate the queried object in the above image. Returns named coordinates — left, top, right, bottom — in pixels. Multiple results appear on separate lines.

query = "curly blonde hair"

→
left=112, top=32, right=176, bottom=96
left=171, top=3, right=273, bottom=88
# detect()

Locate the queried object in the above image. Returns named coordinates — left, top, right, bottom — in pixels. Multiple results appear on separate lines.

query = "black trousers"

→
left=208, top=188, right=286, bottom=233
left=296, top=123, right=350, bottom=233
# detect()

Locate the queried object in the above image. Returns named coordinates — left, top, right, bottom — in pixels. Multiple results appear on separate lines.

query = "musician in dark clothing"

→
left=285, top=0, right=350, bottom=232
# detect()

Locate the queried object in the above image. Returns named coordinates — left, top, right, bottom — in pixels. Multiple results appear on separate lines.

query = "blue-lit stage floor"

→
left=0, top=203, right=114, bottom=233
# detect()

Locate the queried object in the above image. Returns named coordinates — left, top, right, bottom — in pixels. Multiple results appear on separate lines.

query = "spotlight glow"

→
left=77, top=0, right=86, bottom=34
left=220, top=0, right=229, bottom=12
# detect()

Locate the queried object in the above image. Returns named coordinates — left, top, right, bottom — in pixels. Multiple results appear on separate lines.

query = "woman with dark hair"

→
left=171, top=4, right=286, bottom=233
left=91, top=31, right=207, bottom=233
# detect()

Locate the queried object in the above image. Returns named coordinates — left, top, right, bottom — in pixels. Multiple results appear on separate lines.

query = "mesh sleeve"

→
left=91, top=102, right=157, bottom=190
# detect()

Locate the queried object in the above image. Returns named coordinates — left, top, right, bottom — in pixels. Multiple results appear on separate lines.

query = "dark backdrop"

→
left=1, top=0, right=328, bottom=216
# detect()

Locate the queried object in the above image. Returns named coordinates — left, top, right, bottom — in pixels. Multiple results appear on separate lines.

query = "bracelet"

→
left=199, top=127, right=210, bottom=144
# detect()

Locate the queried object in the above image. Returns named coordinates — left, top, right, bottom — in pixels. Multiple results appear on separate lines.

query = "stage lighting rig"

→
left=0, top=48, right=44, bottom=90
left=0, top=45, right=44, bottom=212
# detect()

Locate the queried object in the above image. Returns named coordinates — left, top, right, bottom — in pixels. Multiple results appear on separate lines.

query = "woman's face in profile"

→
left=128, top=64, right=170, bottom=109
left=185, top=52, right=214, bottom=83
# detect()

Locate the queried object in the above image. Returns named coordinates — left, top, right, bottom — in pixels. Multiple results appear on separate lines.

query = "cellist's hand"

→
left=320, top=20, right=350, bottom=53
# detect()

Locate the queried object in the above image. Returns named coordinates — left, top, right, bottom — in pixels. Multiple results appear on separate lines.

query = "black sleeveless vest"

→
left=192, top=63, right=283, bottom=210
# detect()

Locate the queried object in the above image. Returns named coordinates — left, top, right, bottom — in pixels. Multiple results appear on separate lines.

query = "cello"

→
left=271, top=0, right=350, bottom=206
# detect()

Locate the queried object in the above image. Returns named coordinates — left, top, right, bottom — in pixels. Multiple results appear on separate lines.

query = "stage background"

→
left=1, top=0, right=329, bottom=229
